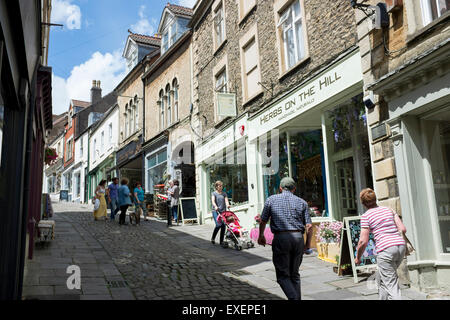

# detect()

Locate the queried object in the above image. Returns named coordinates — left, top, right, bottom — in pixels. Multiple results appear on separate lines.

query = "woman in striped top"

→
left=355, top=188, right=407, bottom=300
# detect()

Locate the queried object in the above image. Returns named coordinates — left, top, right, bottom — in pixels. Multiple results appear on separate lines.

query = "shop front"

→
left=116, top=135, right=144, bottom=191
left=246, top=49, right=371, bottom=227
left=196, top=115, right=252, bottom=228
left=369, top=42, right=450, bottom=291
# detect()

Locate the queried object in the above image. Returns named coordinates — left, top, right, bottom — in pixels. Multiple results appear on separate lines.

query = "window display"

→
left=147, top=148, right=167, bottom=194
left=206, top=142, right=248, bottom=208
left=424, top=116, right=450, bottom=253
left=325, top=94, right=373, bottom=220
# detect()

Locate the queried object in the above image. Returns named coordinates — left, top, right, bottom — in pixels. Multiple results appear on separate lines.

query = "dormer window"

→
left=127, top=46, right=138, bottom=71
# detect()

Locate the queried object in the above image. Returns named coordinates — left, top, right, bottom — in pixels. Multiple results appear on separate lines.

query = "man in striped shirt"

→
left=356, top=188, right=407, bottom=300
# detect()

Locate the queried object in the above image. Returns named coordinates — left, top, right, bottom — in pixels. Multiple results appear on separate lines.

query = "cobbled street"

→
left=22, top=202, right=431, bottom=300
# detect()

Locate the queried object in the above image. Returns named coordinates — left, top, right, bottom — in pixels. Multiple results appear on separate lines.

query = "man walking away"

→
left=258, top=177, right=312, bottom=300
left=108, top=178, right=120, bottom=221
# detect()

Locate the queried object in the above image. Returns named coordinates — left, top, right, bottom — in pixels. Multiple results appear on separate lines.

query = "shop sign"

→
left=116, top=140, right=141, bottom=166
left=217, top=93, right=237, bottom=117
left=248, top=51, right=362, bottom=140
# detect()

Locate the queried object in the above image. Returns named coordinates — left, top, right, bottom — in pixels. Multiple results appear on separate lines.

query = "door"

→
left=334, top=157, right=357, bottom=217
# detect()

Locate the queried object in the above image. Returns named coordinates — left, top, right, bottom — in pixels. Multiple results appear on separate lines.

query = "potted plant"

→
left=315, top=221, right=343, bottom=264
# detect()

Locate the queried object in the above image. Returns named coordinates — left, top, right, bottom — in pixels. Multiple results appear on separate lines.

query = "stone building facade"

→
left=190, top=0, right=372, bottom=229
left=142, top=31, right=195, bottom=197
left=352, top=1, right=450, bottom=292
left=115, top=33, right=160, bottom=188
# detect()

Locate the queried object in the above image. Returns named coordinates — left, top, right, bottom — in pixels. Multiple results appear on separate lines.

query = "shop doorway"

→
left=334, top=157, right=357, bottom=216
left=324, top=94, right=373, bottom=221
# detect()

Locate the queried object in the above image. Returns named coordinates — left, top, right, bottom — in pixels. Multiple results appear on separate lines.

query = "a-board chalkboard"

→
left=179, top=197, right=198, bottom=225
left=338, top=216, right=377, bottom=283
left=60, top=190, right=68, bottom=201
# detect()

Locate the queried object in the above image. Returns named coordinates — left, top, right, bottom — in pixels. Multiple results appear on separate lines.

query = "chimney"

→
left=91, top=80, right=102, bottom=104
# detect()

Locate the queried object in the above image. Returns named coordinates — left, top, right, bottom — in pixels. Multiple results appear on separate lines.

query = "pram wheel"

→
left=235, top=244, right=242, bottom=251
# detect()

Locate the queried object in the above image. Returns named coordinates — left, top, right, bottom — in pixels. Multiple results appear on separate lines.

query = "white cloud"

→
left=51, top=0, right=82, bottom=30
left=130, top=5, right=156, bottom=35
left=177, top=0, right=197, bottom=8
left=52, top=51, right=127, bottom=115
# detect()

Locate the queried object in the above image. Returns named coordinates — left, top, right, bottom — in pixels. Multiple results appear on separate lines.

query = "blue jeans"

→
left=172, top=205, right=178, bottom=222
left=110, top=198, right=119, bottom=221
left=212, top=210, right=225, bottom=243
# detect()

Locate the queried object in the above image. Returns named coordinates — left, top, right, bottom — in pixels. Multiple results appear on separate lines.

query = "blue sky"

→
left=49, top=0, right=196, bottom=115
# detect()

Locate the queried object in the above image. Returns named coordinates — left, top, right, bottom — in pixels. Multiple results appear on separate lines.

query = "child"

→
left=226, top=215, right=244, bottom=238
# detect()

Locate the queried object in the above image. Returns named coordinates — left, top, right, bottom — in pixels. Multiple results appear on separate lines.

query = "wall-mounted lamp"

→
left=363, top=91, right=376, bottom=109
left=349, top=1, right=389, bottom=29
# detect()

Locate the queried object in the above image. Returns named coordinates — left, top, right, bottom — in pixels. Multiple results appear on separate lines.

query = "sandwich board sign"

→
left=338, top=216, right=377, bottom=283
left=179, top=197, right=198, bottom=225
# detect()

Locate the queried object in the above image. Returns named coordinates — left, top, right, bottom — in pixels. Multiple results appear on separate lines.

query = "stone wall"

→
left=192, top=0, right=358, bottom=135
left=117, top=68, right=144, bottom=148
left=144, top=37, right=192, bottom=144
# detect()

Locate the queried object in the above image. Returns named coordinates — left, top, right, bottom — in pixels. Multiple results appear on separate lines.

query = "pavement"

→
left=22, top=201, right=433, bottom=300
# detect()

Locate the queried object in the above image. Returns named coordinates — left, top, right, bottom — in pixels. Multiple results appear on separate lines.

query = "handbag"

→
left=402, top=233, right=415, bottom=256
left=94, top=198, right=100, bottom=211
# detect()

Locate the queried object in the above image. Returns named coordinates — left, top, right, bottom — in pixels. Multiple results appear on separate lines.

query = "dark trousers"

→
left=272, top=232, right=304, bottom=300
left=119, top=205, right=129, bottom=225
left=211, top=210, right=225, bottom=243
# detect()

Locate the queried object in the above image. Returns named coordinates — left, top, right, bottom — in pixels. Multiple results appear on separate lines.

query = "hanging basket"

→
left=44, top=148, right=58, bottom=165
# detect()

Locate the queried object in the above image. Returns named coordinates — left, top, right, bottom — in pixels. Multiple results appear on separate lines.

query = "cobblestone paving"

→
left=69, top=211, right=282, bottom=300
left=23, top=202, right=438, bottom=300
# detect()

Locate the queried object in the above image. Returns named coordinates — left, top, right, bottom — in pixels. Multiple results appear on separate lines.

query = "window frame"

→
left=274, top=0, right=310, bottom=77
left=212, top=54, right=230, bottom=124
left=166, top=84, right=172, bottom=127
left=172, top=78, right=179, bottom=122
left=420, top=0, right=450, bottom=25
left=237, top=0, right=257, bottom=23
left=239, top=23, right=262, bottom=105
left=212, top=0, right=226, bottom=52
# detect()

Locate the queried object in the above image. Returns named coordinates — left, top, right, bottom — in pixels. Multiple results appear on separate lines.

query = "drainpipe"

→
left=142, top=61, right=146, bottom=190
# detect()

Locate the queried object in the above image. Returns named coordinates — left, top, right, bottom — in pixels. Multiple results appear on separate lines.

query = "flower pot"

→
left=316, top=242, right=340, bottom=264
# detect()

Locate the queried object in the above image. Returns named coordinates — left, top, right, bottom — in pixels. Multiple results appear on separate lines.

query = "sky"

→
left=49, top=0, right=197, bottom=115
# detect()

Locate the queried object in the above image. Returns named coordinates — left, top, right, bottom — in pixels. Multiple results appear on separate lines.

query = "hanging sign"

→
left=217, top=93, right=237, bottom=117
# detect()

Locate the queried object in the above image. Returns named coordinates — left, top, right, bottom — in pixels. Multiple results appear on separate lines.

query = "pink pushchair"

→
left=217, top=211, right=254, bottom=250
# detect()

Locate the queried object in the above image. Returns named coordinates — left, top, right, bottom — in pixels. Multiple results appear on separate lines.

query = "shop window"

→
left=325, top=94, right=373, bottom=220
left=423, top=112, right=450, bottom=253
left=146, top=148, right=167, bottom=194
left=260, top=131, right=290, bottom=200
left=277, top=0, right=307, bottom=71
left=421, top=0, right=450, bottom=25
left=260, top=129, right=328, bottom=216
left=205, top=142, right=248, bottom=208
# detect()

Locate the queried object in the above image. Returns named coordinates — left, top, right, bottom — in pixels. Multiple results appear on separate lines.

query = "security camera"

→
left=363, top=92, right=376, bottom=109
